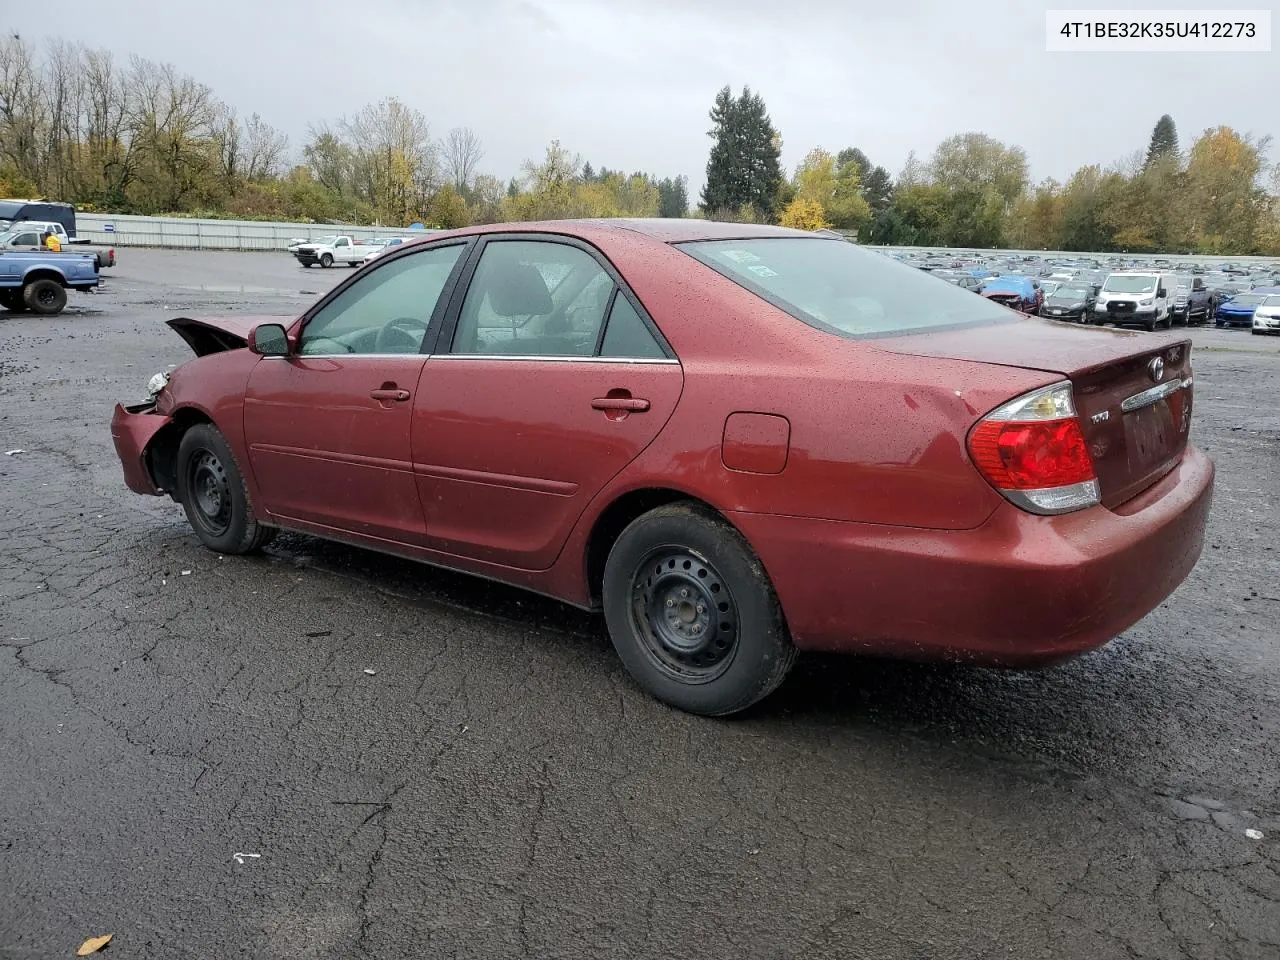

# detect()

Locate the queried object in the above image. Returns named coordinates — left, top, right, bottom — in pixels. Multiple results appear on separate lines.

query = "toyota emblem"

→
left=1148, top=357, right=1165, bottom=382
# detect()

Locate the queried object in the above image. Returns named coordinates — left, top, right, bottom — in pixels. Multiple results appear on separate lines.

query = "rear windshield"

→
left=0, top=201, right=23, bottom=220
left=680, top=238, right=1013, bottom=338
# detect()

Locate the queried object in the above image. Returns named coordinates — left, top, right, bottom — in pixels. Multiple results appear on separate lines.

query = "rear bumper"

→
left=110, top=402, right=171, bottom=495
left=730, top=445, right=1214, bottom=666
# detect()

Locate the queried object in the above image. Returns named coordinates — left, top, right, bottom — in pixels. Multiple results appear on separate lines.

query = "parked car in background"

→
left=1039, top=281, right=1096, bottom=322
left=361, top=237, right=412, bottom=263
left=1172, top=276, right=1212, bottom=325
left=1215, top=292, right=1266, bottom=328
left=110, top=220, right=1214, bottom=716
left=1251, top=294, right=1280, bottom=335
left=0, top=248, right=100, bottom=315
left=980, top=275, right=1042, bottom=312
left=1094, top=271, right=1176, bottom=330
left=0, top=222, right=116, bottom=269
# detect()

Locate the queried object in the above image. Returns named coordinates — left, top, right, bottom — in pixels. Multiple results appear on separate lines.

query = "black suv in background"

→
left=0, top=199, right=78, bottom=238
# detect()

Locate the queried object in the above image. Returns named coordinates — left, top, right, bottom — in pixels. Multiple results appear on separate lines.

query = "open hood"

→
left=166, top=315, right=296, bottom=356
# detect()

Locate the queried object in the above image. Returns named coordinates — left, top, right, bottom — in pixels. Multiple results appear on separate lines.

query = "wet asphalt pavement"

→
left=2, top=250, right=1278, bottom=959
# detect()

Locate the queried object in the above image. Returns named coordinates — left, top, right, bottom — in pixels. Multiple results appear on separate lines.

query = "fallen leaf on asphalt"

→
left=363, top=668, right=377, bottom=676
left=76, top=934, right=112, bottom=955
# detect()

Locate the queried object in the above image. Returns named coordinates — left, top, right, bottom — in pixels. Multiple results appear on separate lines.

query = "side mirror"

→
left=248, top=323, right=290, bottom=356
left=1157, top=287, right=1167, bottom=298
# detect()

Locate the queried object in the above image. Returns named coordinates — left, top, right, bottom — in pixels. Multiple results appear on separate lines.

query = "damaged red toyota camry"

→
left=111, top=220, right=1214, bottom=716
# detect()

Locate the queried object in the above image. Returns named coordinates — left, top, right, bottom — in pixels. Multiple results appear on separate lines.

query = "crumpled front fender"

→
left=111, top=402, right=172, bottom=495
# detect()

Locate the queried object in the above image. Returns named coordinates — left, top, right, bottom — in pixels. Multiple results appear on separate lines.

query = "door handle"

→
left=370, top=388, right=410, bottom=402
left=591, top=397, right=650, bottom=412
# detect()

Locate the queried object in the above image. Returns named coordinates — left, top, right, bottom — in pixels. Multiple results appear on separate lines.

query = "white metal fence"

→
left=75, top=213, right=440, bottom=251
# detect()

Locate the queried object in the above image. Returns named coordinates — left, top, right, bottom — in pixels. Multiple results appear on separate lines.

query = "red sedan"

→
left=112, top=220, right=1214, bottom=716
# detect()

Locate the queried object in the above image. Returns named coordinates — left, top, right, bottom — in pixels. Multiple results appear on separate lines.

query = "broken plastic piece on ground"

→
left=4, top=449, right=23, bottom=456
left=363, top=668, right=377, bottom=676
left=232, top=852, right=261, bottom=864
left=76, top=934, right=112, bottom=956
left=1245, top=828, right=1265, bottom=840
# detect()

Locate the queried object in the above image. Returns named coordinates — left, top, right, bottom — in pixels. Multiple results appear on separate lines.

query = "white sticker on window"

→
left=747, top=264, right=779, bottom=278
left=721, top=249, right=762, bottom=264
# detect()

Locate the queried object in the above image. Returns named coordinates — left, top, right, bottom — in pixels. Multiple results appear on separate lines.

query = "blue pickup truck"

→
left=0, top=249, right=100, bottom=315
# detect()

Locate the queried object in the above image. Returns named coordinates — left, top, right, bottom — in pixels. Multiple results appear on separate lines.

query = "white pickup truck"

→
left=291, top=235, right=372, bottom=268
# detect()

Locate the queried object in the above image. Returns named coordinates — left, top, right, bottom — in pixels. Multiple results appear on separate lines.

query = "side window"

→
left=335, top=238, right=349, bottom=248
left=13, top=232, right=39, bottom=246
left=452, top=241, right=613, bottom=357
left=601, top=294, right=667, bottom=359
left=299, top=244, right=464, bottom=355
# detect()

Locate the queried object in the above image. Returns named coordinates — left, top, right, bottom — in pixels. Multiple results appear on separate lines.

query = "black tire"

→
left=319, top=253, right=333, bottom=268
left=23, top=279, right=67, bottom=315
left=175, top=423, right=275, bottom=555
left=301, top=262, right=313, bottom=268
left=602, top=503, right=796, bottom=717
left=1144, top=314, right=1157, bottom=332
left=0, top=291, right=26, bottom=313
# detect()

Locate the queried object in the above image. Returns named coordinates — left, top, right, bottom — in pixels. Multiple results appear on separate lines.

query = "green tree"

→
left=1146, top=114, right=1179, bottom=167
left=657, top=175, right=688, bottom=217
left=700, top=85, right=782, bottom=219
left=1183, top=126, right=1269, bottom=254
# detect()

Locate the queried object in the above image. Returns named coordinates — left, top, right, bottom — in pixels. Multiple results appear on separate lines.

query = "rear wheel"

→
left=602, top=503, right=796, bottom=717
left=175, top=424, right=275, bottom=555
left=23, top=279, right=67, bottom=315
left=0, top=291, right=26, bottom=313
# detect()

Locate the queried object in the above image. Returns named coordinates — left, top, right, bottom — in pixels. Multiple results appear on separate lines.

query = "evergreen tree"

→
left=700, top=86, right=782, bottom=218
left=862, top=165, right=894, bottom=213
left=658, top=175, right=689, bottom=217
left=581, top=161, right=596, bottom=183
left=1146, top=115, right=1179, bottom=166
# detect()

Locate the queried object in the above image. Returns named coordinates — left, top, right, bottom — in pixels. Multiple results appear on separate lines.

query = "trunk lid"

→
left=873, top=318, right=1193, bottom=508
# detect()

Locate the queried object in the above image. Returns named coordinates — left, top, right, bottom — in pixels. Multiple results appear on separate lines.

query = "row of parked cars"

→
left=898, top=250, right=1280, bottom=335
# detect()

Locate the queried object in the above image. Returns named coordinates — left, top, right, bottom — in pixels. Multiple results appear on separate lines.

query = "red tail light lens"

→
left=969, top=419, right=1094, bottom=489
left=968, top=382, right=1099, bottom=515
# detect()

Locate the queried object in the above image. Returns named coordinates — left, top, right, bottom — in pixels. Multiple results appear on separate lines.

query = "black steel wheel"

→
left=186, top=449, right=233, bottom=539
left=631, top=546, right=741, bottom=685
left=602, top=503, right=795, bottom=716
left=175, top=423, right=275, bottom=554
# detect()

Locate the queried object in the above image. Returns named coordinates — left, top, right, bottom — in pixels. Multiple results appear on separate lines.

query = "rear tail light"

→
left=967, top=381, right=1099, bottom=515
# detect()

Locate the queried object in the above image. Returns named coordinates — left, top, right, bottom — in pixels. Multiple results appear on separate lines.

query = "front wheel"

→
left=602, top=504, right=796, bottom=716
left=175, top=423, right=275, bottom=555
left=319, top=253, right=333, bottom=268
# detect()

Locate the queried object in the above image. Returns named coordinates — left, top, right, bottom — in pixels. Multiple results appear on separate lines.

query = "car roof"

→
left=422, top=218, right=818, bottom=246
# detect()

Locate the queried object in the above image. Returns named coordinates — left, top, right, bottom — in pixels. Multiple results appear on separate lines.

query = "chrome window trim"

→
left=1120, top=377, right=1191, bottom=413
left=263, top=353, right=680, bottom=364
left=432, top=354, right=680, bottom=365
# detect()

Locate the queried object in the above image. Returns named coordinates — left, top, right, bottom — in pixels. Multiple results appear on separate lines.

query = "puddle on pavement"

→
left=175, top=284, right=317, bottom=296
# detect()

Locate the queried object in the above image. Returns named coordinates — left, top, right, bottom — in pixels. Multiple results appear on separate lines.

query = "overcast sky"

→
left=8, top=0, right=1277, bottom=193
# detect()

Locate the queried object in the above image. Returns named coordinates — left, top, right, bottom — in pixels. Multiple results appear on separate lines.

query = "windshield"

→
left=1264, top=296, right=1280, bottom=307
left=1053, top=285, right=1090, bottom=299
left=681, top=237, right=1013, bottom=338
left=1226, top=294, right=1264, bottom=306
left=1103, top=275, right=1158, bottom=294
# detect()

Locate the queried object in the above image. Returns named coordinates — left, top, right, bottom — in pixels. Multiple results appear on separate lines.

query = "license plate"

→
left=1124, top=402, right=1176, bottom=471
